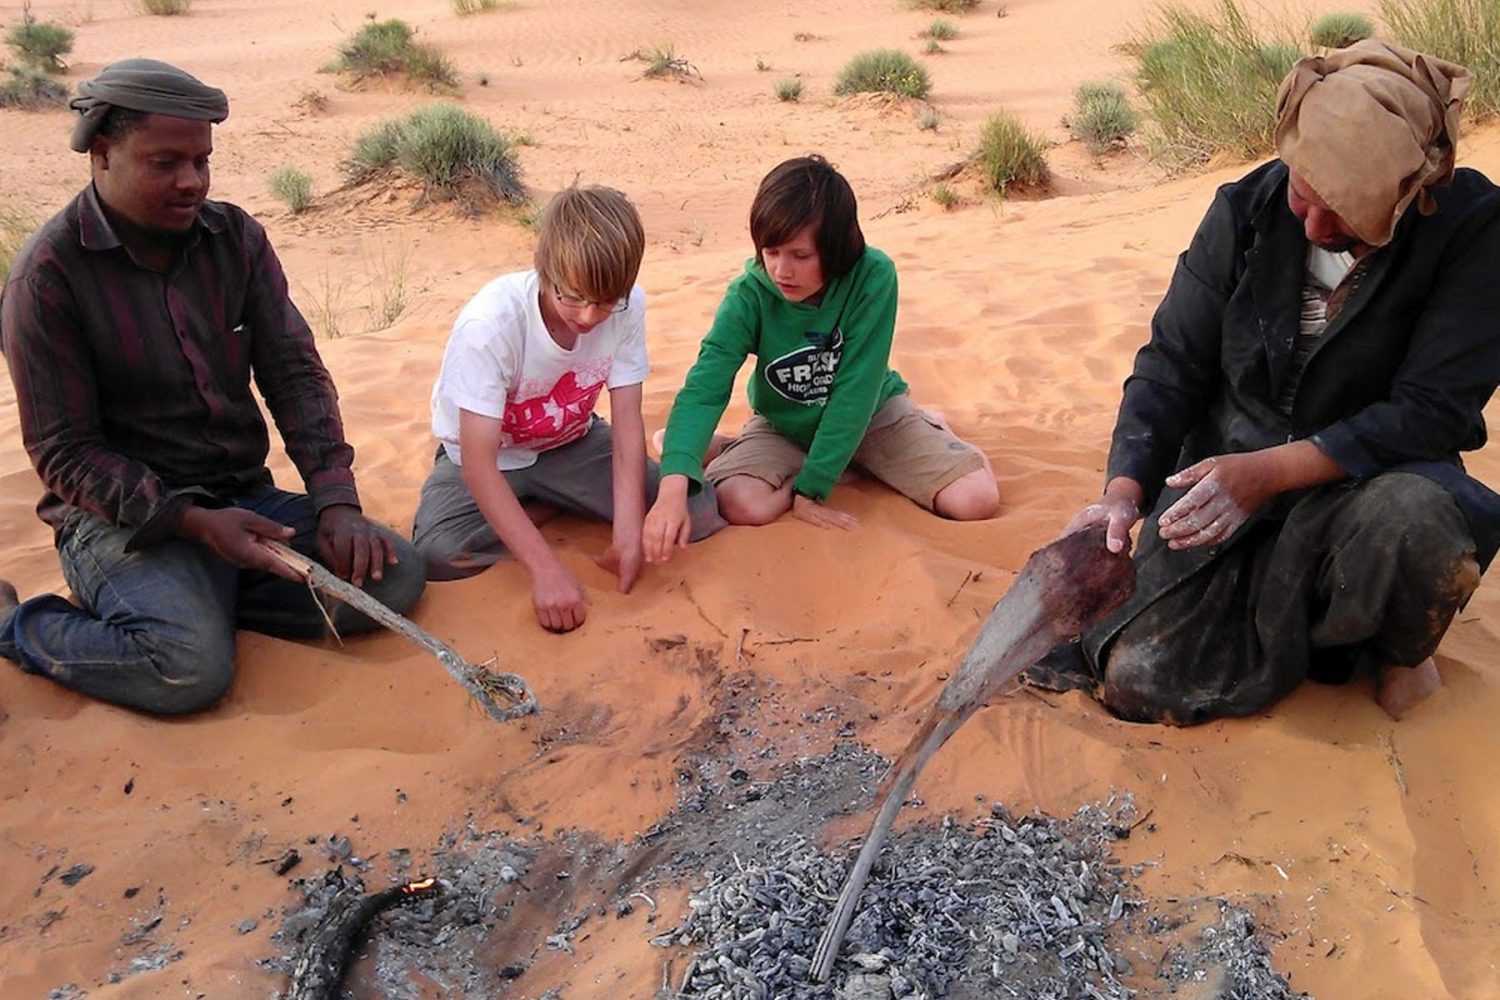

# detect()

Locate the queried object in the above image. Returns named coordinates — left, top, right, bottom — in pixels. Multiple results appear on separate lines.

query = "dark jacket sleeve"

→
left=1105, top=186, right=1242, bottom=504
left=242, top=217, right=361, bottom=514
left=1310, top=208, right=1500, bottom=475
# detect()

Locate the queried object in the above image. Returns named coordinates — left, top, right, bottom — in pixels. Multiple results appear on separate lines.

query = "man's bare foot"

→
left=0, top=579, right=18, bottom=613
left=1377, top=657, right=1442, bottom=719
left=650, top=428, right=735, bottom=465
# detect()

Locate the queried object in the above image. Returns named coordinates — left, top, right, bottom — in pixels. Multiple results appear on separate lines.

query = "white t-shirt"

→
left=431, top=270, right=649, bottom=470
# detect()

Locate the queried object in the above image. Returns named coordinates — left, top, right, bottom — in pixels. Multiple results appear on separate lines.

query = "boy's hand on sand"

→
left=596, top=535, right=644, bottom=593
left=644, top=477, right=693, bottom=563
left=792, top=493, right=857, bottom=530
left=531, top=560, right=588, bottom=633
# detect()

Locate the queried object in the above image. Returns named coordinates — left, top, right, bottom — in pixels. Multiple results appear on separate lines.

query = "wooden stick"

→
left=810, top=525, right=1135, bottom=982
left=260, top=540, right=537, bottom=723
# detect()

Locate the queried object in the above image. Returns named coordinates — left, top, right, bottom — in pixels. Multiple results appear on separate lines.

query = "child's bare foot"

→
left=1377, top=657, right=1442, bottom=719
left=651, top=428, right=735, bottom=465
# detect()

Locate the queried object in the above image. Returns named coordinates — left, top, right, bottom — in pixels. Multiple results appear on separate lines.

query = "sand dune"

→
left=2, top=0, right=1498, bottom=997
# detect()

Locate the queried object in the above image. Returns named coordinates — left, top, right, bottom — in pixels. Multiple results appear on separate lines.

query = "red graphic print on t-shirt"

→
left=501, top=370, right=606, bottom=449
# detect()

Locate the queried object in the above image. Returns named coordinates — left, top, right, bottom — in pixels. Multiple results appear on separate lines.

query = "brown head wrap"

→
left=1274, top=39, right=1471, bottom=247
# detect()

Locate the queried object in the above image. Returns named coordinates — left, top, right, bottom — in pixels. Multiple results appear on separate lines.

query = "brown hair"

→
left=748, top=154, right=866, bottom=280
left=533, top=185, right=646, bottom=303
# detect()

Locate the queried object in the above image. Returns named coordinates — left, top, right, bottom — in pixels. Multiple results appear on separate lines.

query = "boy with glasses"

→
left=413, top=186, right=722, bottom=632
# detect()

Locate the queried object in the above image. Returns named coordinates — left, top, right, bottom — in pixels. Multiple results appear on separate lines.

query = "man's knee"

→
left=134, top=628, right=236, bottom=715
left=372, top=533, right=428, bottom=611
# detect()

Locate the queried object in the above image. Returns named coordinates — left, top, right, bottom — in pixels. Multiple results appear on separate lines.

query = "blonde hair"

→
left=533, top=185, right=645, bottom=303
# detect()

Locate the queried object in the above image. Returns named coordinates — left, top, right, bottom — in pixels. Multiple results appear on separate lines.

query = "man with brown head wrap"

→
left=0, top=59, right=426, bottom=715
left=1031, top=41, right=1500, bottom=724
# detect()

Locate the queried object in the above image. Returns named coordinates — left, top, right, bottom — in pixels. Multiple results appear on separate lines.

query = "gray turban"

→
left=69, top=58, right=229, bottom=153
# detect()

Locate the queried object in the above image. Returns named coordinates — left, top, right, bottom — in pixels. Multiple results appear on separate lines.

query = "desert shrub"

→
left=452, top=0, right=502, bottom=13
left=136, top=0, right=191, bottom=14
left=269, top=167, right=313, bottom=214
left=918, top=106, right=941, bottom=129
left=0, top=65, right=69, bottom=108
left=1308, top=11, right=1376, bottom=47
left=925, top=19, right=958, bottom=39
left=0, top=204, right=37, bottom=285
left=775, top=77, right=803, bottom=101
left=1131, top=0, right=1302, bottom=167
left=634, top=44, right=700, bottom=80
left=334, top=18, right=458, bottom=90
left=5, top=4, right=73, bottom=72
left=1070, top=80, right=1139, bottom=152
left=835, top=48, right=931, bottom=99
left=924, top=38, right=944, bottom=54
left=1382, top=0, right=1500, bottom=117
left=907, top=0, right=980, bottom=11
left=932, top=183, right=958, bottom=209
left=976, top=111, right=1049, bottom=193
left=345, top=104, right=525, bottom=210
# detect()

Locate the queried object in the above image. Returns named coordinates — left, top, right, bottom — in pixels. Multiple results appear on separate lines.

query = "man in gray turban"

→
left=1031, top=40, right=1500, bottom=724
left=0, top=59, right=426, bottom=715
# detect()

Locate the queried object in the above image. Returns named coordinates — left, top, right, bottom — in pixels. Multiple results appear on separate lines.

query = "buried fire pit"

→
left=264, top=742, right=1310, bottom=999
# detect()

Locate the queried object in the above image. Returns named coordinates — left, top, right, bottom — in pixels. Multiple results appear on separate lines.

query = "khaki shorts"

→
left=704, top=393, right=986, bottom=510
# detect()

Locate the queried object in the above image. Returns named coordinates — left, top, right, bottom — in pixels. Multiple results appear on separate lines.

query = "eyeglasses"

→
left=552, top=282, right=629, bottom=314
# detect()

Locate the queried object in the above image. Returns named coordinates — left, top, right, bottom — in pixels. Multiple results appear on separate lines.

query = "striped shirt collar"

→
left=77, top=181, right=229, bottom=253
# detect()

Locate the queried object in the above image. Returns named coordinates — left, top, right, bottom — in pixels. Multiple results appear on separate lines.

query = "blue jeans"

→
left=0, top=487, right=426, bottom=715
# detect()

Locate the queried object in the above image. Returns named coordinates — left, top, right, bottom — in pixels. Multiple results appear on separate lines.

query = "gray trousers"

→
left=412, top=418, right=725, bottom=581
left=1072, top=472, right=1479, bottom=725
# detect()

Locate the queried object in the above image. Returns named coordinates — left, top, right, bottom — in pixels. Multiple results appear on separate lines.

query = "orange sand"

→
left=2, top=1, right=1498, bottom=997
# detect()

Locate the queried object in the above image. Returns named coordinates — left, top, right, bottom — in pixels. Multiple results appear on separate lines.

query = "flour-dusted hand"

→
left=1158, top=453, right=1281, bottom=549
left=1063, top=477, right=1143, bottom=553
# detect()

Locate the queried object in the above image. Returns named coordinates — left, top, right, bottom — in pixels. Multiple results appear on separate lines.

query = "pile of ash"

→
left=261, top=739, right=1311, bottom=1000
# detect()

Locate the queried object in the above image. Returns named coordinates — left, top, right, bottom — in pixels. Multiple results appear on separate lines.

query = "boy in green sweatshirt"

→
left=644, top=155, right=997, bottom=560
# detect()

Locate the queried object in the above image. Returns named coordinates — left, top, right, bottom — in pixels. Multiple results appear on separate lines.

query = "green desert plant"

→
left=6, top=3, right=74, bottom=72
left=1308, top=11, right=1376, bottom=47
left=0, top=204, right=37, bottom=285
left=907, top=0, right=980, bottom=11
left=835, top=48, right=931, bottom=99
left=268, top=166, right=314, bottom=214
left=756, top=58, right=772, bottom=71
left=924, top=38, right=945, bottom=54
left=0, top=65, right=69, bottom=108
left=924, top=19, right=959, bottom=39
left=918, top=105, right=941, bottom=129
left=1070, top=80, right=1139, bottom=153
left=1382, top=0, right=1500, bottom=117
left=1131, top=0, right=1302, bottom=167
left=775, top=76, right=803, bottom=101
left=363, top=240, right=411, bottom=330
left=976, top=111, right=1049, bottom=193
left=634, top=44, right=700, bottom=80
left=345, top=104, right=526, bottom=211
left=334, top=17, right=458, bottom=90
left=932, top=183, right=959, bottom=209
left=452, top=0, right=502, bottom=13
left=136, top=0, right=191, bottom=14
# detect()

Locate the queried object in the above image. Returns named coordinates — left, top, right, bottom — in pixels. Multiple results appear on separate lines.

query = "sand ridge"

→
left=2, top=0, right=1498, bottom=997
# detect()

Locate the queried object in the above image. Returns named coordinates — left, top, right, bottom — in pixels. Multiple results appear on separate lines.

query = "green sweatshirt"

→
left=660, top=247, right=908, bottom=500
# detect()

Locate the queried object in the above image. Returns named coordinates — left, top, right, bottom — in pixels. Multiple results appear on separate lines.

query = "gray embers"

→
left=660, top=804, right=1136, bottom=1000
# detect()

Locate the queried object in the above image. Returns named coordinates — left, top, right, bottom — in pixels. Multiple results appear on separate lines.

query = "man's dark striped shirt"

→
left=0, top=185, right=358, bottom=547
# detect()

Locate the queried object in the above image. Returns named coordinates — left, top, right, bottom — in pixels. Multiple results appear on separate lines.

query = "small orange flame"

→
left=402, top=877, right=437, bottom=894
